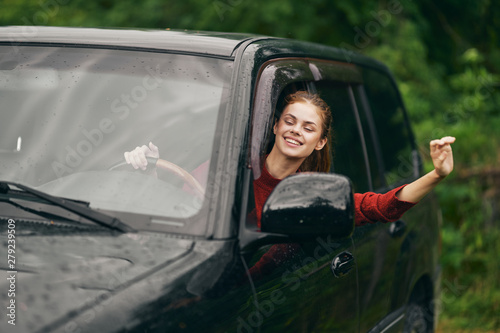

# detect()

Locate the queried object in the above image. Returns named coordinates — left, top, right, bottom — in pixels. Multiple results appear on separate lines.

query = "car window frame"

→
left=241, top=57, right=375, bottom=243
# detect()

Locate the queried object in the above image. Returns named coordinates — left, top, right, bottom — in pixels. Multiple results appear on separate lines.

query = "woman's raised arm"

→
left=396, top=136, right=456, bottom=203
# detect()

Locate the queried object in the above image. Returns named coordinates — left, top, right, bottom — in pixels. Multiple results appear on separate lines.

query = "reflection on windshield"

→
left=0, top=46, right=232, bottom=232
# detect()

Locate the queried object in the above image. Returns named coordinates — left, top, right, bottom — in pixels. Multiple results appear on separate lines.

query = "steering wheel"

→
left=109, top=157, right=205, bottom=197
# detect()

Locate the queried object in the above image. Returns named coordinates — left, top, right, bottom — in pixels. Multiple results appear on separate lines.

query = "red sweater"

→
left=253, top=163, right=416, bottom=228
left=248, top=165, right=417, bottom=280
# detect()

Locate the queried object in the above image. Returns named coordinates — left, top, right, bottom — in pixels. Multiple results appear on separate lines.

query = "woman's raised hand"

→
left=124, top=142, right=159, bottom=170
left=395, top=136, right=456, bottom=203
left=430, top=136, right=456, bottom=178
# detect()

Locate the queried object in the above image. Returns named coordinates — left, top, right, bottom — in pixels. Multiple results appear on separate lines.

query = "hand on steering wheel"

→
left=122, top=142, right=205, bottom=197
left=124, top=142, right=159, bottom=170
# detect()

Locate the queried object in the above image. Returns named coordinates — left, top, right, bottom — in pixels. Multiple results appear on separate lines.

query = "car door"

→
left=354, top=68, right=419, bottom=331
left=311, top=60, right=413, bottom=331
left=349, top=67, right=419, bottom=332
left=237, top=59, right=362, bottom=332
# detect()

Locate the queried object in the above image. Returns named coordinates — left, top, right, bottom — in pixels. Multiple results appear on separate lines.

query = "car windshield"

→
left=0, top=45, right=233, bottom=235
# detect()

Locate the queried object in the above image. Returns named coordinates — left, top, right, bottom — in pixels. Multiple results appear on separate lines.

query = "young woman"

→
left=247, top=90, right=454, bottom=281
left=124, top=91, right=455, bottom=228
left=252, top=91, right=455, bottom=228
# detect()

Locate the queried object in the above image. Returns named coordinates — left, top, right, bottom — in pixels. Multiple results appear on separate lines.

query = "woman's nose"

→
left=290, top=124, right=301, bottom=135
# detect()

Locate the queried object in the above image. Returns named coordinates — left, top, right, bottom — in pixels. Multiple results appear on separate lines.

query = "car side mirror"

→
left=261, top=173, right=354, bottom=239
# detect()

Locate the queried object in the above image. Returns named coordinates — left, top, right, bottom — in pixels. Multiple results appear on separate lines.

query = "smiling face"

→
left=273, top=101, right=327, bottom=162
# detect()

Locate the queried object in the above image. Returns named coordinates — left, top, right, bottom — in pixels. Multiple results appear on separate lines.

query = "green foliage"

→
left=1, top=0, right=499, bottom=329
left=440, top=227, right=500, bottom=330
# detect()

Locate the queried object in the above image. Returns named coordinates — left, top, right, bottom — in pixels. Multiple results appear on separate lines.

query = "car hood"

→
left=0, top=225, right=205, bottom=333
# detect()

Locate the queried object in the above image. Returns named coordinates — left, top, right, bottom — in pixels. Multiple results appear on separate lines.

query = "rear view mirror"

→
left=261, top=173, right=354, bottom=239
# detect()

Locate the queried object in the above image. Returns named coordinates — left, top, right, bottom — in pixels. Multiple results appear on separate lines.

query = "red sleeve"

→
left=354, top=184, right=417, bottom=227
left=248, top=243, right=300, bottom=281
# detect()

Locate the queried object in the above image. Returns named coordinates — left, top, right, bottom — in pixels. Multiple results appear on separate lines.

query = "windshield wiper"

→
left=0, top=181, right=135, bottom=233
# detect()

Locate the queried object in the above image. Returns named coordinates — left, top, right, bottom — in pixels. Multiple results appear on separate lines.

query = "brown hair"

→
left=281, top=91, right=332, bottom=172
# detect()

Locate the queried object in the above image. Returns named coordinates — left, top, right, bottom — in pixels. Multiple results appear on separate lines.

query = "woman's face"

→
left=273, top=101, right=327, bottom=160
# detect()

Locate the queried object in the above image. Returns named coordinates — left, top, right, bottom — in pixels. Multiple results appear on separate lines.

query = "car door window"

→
left=360, top=68, right=418, bottom=186
left=315, top=81, right=371, bottom=192
left=353, top=84, right=386, bottom=190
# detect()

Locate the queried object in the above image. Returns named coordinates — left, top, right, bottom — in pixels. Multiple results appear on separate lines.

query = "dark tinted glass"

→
left=361, top=68, right=415, bottom=186
left=317, top=81, right=370, bottom=193
left=353, top=85, right=385, bottom=190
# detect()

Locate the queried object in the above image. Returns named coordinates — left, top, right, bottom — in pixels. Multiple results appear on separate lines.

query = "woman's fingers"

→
left=429, top=136, right=455, bottom=177
left=430, top=137, right=455, bottom=156
left=137, top=145, right=150, bottom=169
left=148, top=141, right=159, bottom=158
left=129, top=146, right=145, bottom=170
left=431, top=136, right=456, bottom=148
left=124, top=142, right=159, bottom=170
left=124, top=146, right=147, bottom=170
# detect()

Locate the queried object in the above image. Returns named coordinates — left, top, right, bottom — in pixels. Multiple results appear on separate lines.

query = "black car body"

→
left=0, top=26, right=441, bottom=332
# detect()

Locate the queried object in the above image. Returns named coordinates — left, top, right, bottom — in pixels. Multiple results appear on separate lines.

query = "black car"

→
left=0, top=26, right=441, bottom=333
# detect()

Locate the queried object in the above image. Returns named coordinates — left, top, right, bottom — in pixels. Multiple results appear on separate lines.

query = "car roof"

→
left=0, top=26, right=266, bottom=58
left=0, top=26, right=387, bottom=71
